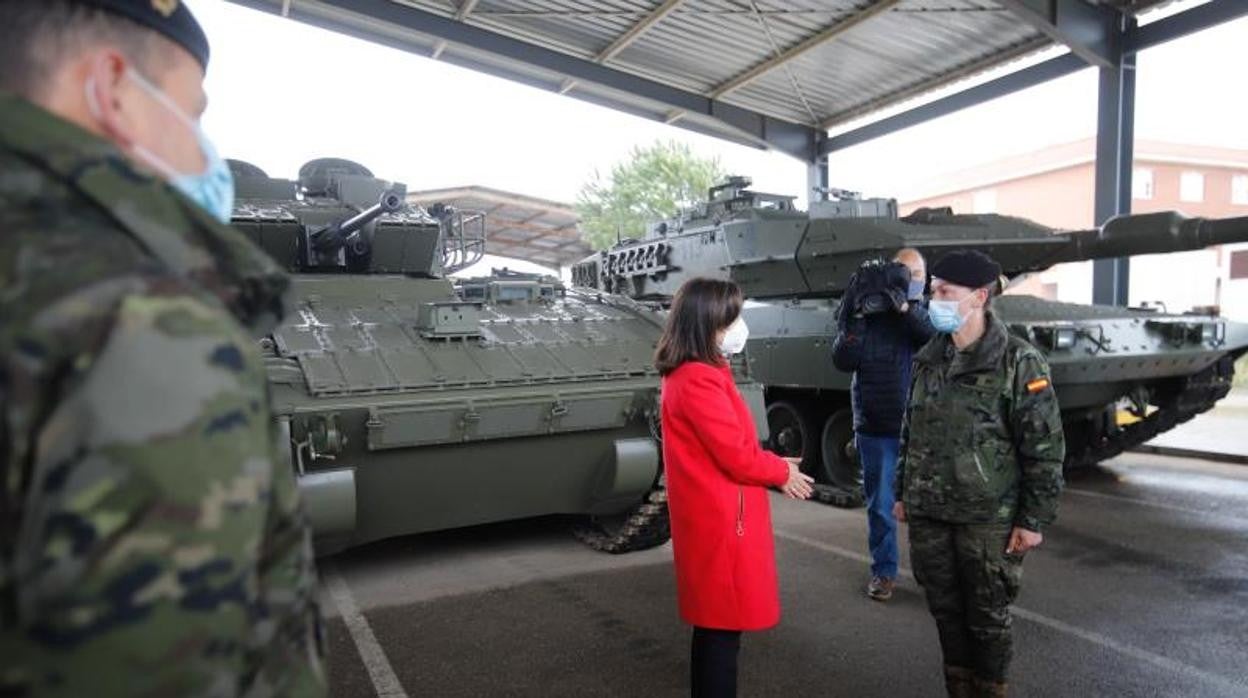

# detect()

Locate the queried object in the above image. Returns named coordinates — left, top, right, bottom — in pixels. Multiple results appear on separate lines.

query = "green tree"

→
left=576, top=140, right=724, bottom=251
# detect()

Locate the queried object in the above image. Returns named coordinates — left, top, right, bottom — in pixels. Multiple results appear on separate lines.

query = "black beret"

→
left=79, top=0, right=209, bottom=69
left=931, top=250, right=1002, bottom=289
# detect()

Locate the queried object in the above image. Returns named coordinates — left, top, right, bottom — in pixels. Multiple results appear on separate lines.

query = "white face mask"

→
left=718, top=316, right=750, bottom=356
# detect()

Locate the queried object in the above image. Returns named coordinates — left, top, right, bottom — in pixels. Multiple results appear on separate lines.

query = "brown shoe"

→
left=943, top=666, right=974, bottom=698
left=866, top=576, right=895, bottom=601
left=973, top=677, right=1008, bottom=698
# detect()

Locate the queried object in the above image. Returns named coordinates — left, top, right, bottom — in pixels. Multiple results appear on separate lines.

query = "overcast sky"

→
left=188, top=0, right=1246, bottom=211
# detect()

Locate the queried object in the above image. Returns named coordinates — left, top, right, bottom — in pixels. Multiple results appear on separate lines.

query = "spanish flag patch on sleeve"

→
left=1026, top=377, right=1051, bottom=394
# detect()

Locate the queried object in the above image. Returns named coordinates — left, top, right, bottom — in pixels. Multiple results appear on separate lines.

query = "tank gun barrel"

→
left=1031, top=212, right=1248, bottom=272
left=570, top=180, right=1248, bottom=301
left=310, top=188, right=405, bottom=252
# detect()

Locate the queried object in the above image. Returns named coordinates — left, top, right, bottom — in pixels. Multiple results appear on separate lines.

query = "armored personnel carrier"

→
left=571, top=178, right=1248, bottom=499
left=228, top=158, right=755, bottom=555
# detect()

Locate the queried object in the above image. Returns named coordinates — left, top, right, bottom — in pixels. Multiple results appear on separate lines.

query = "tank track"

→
left=1064, top=357, right=1236, bottom=467
left=811, top=483, right=866, bottom=509
left=572, top=477, right=671, bottom=554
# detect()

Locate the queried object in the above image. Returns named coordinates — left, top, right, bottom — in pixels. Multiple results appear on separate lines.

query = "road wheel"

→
left=819, top=408, right=861, bottom=492
left=767, top=400, right=820, bottom=475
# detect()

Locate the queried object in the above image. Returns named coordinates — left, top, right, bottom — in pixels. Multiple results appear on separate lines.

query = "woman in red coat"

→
left=656, top=278, right=814, bottom=697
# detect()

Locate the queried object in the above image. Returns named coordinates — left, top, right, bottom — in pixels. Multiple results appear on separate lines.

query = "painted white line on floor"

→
left=1064, top=487, right=1245, bottom=521
left=776, top=530, right=1247, bottom=696
left=325, top=565, right=410, bottom=698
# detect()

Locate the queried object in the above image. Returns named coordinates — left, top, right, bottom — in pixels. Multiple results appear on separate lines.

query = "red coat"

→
left=661, top=360, right=789, bottom=631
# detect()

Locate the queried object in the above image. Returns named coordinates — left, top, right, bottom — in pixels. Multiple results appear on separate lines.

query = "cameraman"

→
left=832, top=248, right=934, bottom=601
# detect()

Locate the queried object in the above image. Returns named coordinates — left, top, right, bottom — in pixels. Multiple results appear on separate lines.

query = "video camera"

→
left=845, top=258, right=911, bottom=317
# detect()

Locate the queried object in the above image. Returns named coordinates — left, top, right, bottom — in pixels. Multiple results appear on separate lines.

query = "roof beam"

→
left=408, top=188, right=577, bottom=214
left=1129, top=0, right=1248, bottom=52
left=495, top=230, right=551, bottom=245
left=554, top=237, right=591, bottom=251
left=821, top=0, right=1248, bottom=154
left=492, top=230, right=588, bottom=251
left=517, top=211, right=549, bottom=225
left=709, top=0, right=899, bottom=99
left=822, top=49, right=1081, bottom=153
left=226, top=0, right=820, bottom=162
left=819, top=36, right=1049, bottom=130
left=491, top=220, right=579, bottom=237
left=997, top=0, right=1121, bottom=69
left=489, top=241, right=564, bottom=258
left=431, top=0, right=480, bottom=60
left=597, top=0, right=685, bottom=63
left=558, top=0, right=686, bottom=107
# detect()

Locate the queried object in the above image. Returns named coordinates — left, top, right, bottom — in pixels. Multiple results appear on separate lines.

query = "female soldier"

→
left=892, top=251, right=1065, bottom=698
left=656, top=277, right=814, bottom=698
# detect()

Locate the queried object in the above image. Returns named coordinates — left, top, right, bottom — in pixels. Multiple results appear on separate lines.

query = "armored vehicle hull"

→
left=262, top=274, right=674, bottom=554
left=229, top=159, right=773, bottom=555
left=573, top=179, right=1248, bottom=496
left=745, top=294, right=1243, bottom=492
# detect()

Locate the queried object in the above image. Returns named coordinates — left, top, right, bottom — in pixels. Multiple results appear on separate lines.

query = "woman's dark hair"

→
left=654, top=278, right=743, bottom=376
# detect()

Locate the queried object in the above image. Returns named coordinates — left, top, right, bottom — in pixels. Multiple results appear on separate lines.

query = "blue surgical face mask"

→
left=928, top=297, right=969, bottom=333
left=908, top=280, right=926, bottom=300
left=88, top=71, right=235, bottom=224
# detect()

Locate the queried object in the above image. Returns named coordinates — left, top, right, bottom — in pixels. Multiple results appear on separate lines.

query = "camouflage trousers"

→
left=908, top=518, right=1023, bottom=683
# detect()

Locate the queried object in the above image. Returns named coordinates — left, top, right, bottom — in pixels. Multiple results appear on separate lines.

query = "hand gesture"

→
left=1006, top=527, right=1042, bottom=556
left=892, top=501, right=906, bottom=522
left=781, top=457, right=814, bottom=500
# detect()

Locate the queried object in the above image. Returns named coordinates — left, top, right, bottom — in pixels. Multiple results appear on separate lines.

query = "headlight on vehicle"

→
left=1053, top=327, right=1077, bottom=350
left=1034, top=325, right=1077, bottom=351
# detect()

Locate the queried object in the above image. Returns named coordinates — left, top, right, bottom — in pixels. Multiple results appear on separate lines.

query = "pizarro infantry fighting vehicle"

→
left=571, top=177, right=1248, bottom=501
left=228, top=158, right=765, bottom=554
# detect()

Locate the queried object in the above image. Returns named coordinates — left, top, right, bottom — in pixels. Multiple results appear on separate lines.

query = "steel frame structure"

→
left=231, top=0, right=1247, bottom=305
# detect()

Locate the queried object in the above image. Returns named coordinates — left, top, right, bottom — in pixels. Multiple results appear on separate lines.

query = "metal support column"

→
left=1091, top=17, right=1135, bottom=306
left=807, top=148, right=829, bottom=208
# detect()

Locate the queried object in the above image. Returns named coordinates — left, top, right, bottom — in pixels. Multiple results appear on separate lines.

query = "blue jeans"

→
left=856, top=433, right=900, bottom=579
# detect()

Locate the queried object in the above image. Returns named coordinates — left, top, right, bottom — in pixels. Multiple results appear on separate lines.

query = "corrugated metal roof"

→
left=406, top=186, right=591, bottom=267
left=238, top=0, right=1172, bottom=149
left=401, top=0, right=1160, bottom=128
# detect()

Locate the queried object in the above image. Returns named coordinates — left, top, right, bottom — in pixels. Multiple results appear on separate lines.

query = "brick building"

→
left=902, top=138, right=1248, bottom=321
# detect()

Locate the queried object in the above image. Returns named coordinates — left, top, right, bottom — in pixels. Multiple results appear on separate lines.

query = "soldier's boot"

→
left=972, top=677, right=1008, bottom=698
left=943, top=665, right=975, bottom=698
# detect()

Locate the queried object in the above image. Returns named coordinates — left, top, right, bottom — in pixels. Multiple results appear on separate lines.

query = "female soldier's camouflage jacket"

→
left=895, top=313, right=1065, bottom=533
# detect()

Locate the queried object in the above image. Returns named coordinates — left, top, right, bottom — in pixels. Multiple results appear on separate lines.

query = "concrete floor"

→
left=1146, top=388, right=1248, bottom=459
left=320, top=452, right=1248, bottom=697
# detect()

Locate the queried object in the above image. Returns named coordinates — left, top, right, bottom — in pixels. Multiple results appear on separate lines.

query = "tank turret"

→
left=572, top=177, right=1248, bottom=300
left=229, top=158, right=485, bottom=276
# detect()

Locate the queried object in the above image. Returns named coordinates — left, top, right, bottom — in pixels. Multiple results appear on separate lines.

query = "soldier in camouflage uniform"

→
left=893, top=250, right=1064, bottom=698
left=0, top=1, right=325, bottom=695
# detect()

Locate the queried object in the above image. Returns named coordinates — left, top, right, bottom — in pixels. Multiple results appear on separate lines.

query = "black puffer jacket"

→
left=832, top=302, right=935, bottom=437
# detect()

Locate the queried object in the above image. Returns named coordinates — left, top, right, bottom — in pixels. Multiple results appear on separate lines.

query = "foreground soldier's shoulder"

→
left=3, top=210, right=148, bottom=303
left=2, top=223, right=151, bottom=377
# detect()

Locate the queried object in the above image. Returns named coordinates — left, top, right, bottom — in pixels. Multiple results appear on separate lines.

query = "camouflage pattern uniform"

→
left=0, top=93, right=326, bottom=696
left=895, top=311, right=1064, bottom=690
